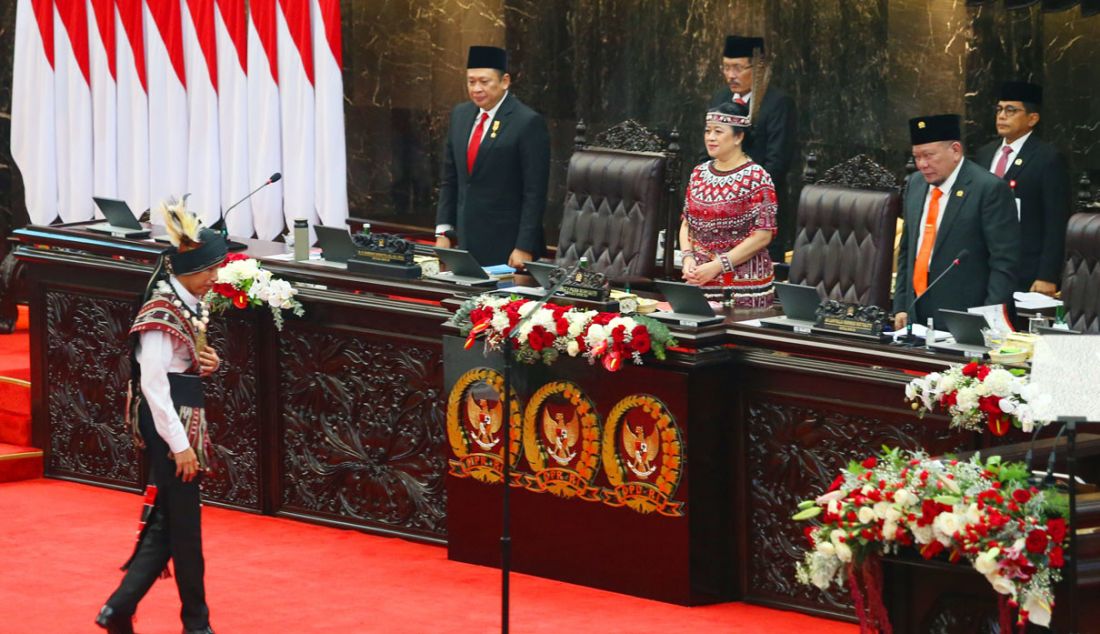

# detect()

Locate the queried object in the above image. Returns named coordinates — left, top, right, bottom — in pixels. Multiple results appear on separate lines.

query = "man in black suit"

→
left=435, top=46, right=550, bottom=267
left=893, top=114, right=1021, bottom=331
left=974, top=81, right=1070, bottom=295
left=708, top=35, right=796, bottom=260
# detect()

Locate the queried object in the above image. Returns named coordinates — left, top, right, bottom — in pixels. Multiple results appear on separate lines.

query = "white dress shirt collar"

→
left=732, top=90, right=753, bottom=103
left=169, top=276, right=200, bottom=311
left=989, top=130, right=1032, bottom=172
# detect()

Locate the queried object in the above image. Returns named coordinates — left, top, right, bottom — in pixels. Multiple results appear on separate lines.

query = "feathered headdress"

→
left=160, top=196, right=203, bottom=251
left=747, top=44, right=771, bottom=126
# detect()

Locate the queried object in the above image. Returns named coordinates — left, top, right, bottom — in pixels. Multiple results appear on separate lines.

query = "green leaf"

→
left=792, top=507, right=822, bottom=521
left=797, top=500, right=816, bottom=510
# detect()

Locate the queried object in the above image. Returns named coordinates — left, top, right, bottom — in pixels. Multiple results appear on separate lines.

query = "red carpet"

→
left=0, top=478, right=857, bottom=633
left=0, top=306, right=37, bottom=481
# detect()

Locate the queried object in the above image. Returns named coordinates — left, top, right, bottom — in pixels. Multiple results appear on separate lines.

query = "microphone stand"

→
left=499, top=260, right=582, bottom=634
left=899, top=256, right=964, bottom=346
left=212, top=176, right=280, bottom=252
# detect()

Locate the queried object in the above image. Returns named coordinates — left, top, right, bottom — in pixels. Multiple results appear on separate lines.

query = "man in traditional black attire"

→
left=435, top=45, right=551, bottom=267
left=96, top=199, right=226, bottom=634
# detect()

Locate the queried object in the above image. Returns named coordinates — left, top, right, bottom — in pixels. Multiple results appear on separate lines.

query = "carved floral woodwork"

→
left=279, top=327, right=448, bottom=538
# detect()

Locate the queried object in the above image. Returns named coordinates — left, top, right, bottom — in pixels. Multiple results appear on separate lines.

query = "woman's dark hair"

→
left=706, top=101, right=752, bottom=147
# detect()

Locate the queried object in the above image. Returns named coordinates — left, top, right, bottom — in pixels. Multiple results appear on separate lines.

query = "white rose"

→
left=834, top=541, right=853, bottom=563
left=873, top=501, right=891, bottom=520
left=1021, top=592, right=1052, bottom=627
left=933, top=512, right=959, bottom=545
left=566, top=340, right=580, bottom=357
left=882, top=521, right=898, bottom=541
left=894, top=489, right=916, bottom=507
left=827, top=499, right=841, bottom=516
left=937, top=373, right=957, bottom=393
left=911, top=525, right=933, bottom=545
left=986, top=573, right=1015, bottom=596
left=858, top=506, right=876, bottom=525
left=984, top=369, right=1015, bottom=397
left=815, top=541, right=836, bottom=557
left=965, top=503, right=982, bottom=526
left=955, top=387, right=978, bottom=412
left=974, top=547, right=1000, bottom=575
left=884, top=507, right=902, bottom=524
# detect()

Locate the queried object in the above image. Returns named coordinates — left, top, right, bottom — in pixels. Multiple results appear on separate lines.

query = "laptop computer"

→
left=314, top=225, right=357, bottom=263
left=759, top=282, right=822, bottom=333
left=86, top=197, right=150, bottom=239
left=930, top=309, right=990, bottom=357
left=427, top=247, right=497, bottom=287
left=650, top=280, right=724, bottom=327
left=524, top=261, right=558, bottom=289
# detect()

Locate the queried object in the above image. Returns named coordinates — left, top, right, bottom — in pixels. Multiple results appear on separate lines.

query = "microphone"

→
left=212, top=172, right=282, bottom=251
left=902, top=248, right=970, bottom=340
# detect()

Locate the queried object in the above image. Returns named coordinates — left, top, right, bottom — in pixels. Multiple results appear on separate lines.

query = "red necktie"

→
left=467, top=112, right=489, bottom=175
left=993, top=145, right=1012, bottom=178
left=733, top=96, right=747, bottom=106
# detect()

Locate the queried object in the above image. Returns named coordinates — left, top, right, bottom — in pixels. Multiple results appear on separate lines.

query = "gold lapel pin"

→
left=1014, top=158, right=1023, bottom=166
left=491, top=120, right=501, bottom=138
left=917, top=121, right=926, bottom=129
left=956, top=190, right=964, bottom=197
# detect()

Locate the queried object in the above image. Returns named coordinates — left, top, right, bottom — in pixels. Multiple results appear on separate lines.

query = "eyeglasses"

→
left=994, top=105, right=1024, bottom=116
left=721, top=64, right=751, bottom=74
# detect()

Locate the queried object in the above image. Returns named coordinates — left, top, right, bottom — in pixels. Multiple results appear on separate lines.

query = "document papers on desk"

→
left=1030, top=335, right=1100, bottom=422
left=1013, top=291, right=1063, bottom=311
left=890, top=323, right=950, bottom=342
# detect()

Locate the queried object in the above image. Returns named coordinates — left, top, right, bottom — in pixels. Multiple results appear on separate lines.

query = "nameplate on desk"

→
left=813, top=301, right=889, bottom=339
left=964, top=350, right=984, bottom=359
left=560, top=284, right=608, bottom=301
left=793, top=324, right=813, bottom=335
left=355, top=249, right=411, bottom=264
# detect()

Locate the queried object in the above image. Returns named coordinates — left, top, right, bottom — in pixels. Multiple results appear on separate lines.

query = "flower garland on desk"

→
left=905, top=361, right=1052, bottom=436
left=205, top=253, right=304, bottom=331
left=793, top=448, right=1069, bottom=631
left=452, top=295, right=676, bottom=372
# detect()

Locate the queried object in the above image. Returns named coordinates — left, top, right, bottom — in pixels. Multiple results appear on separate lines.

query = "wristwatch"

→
left=435, top=229, right=456, bottom=241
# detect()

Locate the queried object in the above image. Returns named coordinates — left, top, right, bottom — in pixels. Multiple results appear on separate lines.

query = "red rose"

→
left=961, top=361, right=980, bottom=377
left=631, top=325, right=651, bottom=354
left=862, top=457, right=878, bottom=469
left=941, top=391, right=958, bottom=407
left=920, top=541, right=945, bottom=559
left=978, top=395, right=1002, bottom=416
left=213, top=282, right=237, bottom=298
left=1025, top=529, right=1049, bottom=554
left=1047, top=518, right=1067, bottom=543
left=528, top=326, right=548, bottom=351
left=1012, top=489, right=1031, bottom=504
left=1049, top=546, right=1065, bottom=568
left=976, top=364, right=991, bottom=380
left=555, top=317, right=569, bottom=336
left=827, top=474, right=845, bottom=492
left=803, top=526, right=815, bottom=547
left=222, top=252, right=249, bottom=265
left=611, top=324, right=627, bottom=344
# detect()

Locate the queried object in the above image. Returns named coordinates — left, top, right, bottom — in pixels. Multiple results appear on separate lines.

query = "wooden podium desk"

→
left=14, top=223, right=1029, bottom=618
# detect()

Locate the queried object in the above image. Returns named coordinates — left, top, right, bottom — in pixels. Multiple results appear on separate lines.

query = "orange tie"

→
left=913, top=187, right=943, bottom=295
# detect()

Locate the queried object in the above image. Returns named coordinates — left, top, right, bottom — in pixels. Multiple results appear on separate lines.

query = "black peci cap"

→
left=467, top=46, right=507, bottom=72
left=909, top=114, right=962, bottom=145
left=723, top=35, right=765, bottom=59
left=999, top=81, right=1042, bottom=105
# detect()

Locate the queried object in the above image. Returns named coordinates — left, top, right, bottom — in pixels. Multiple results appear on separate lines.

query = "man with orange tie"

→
left=893, top=114, right=1020, bottom=331
left=435, top=45, right=550, bottom=267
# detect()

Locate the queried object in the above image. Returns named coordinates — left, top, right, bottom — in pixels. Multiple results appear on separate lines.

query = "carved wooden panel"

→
left=742, top=395, right=968, bottom=614
left=278, top=327, right=447, bottom=539
left=200, top=313, right=261, bottom=509
left=921, top=595, right=998, bottom=634
left=45, top=290, right=139, bottom=486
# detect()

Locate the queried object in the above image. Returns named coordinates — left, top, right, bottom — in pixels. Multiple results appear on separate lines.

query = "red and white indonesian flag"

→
left=247, top=0, right=284, bottom=240
left=54, top=0, right=94, bottom=222
left=146, top=0, right=189, bottom=215
left=215, top=0, right=253, bottom=238
left=311, top=0, right=347, bottom=228
left=11, top=0, right=57, bottom=225
left=116, top=0, right=149, bottom=216
left=183, top=0, right=221, bottom=226
left=88, top=0, right=117, bottom=203
left=276, top=0, right=318, bottom=238
left=11, top=1, right=347, bottom=234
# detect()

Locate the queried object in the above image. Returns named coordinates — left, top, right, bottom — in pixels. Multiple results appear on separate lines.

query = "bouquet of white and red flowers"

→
left=206, top=253, right=304, bottom=331
left=452, top=295, right=676, bottom=372
left=794, top=447, right=1069, bottom=630
left=905, top=361, right=1051, bottom=436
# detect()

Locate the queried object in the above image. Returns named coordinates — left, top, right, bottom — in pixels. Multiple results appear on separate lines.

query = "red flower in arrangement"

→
left=1012, top=489, right=1032, bottom=504
left=221, top=252, right=250, bottom=265
left=828, top=474, right=845, bottom=492
left=631, top=325, right=651, bottom=354
left=920, top=541, right=945, bottom=559
left=1049, top=546, right=1065, bottom=568
left=961, top=361, right=981, bottom=377
left=1047, top=518, right=1067, bottom=543
left=527, top=326, right=555, bottom=352
left=231, top=292, right=249, bottom=309
left=862, top=457, right=878, bottom=469
left=1025, top=529, right=1049, bottom=554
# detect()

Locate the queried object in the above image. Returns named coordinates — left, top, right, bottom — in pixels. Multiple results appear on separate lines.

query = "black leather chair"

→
left=1061, top=212, right=1100, bottom=333
left=787, top=154, right=900, bottom=311
left=554, top=120, right=680, bottom=283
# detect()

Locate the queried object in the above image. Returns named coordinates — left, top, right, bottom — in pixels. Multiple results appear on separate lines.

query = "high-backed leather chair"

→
left=555, top=120, right=680, bottom=283
left=1061, top=212, right=1100, bottom=333
left=787, top=154, right=900, bottom=310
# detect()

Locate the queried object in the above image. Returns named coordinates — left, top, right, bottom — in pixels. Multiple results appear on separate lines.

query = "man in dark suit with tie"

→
left=708, top=35, right=796, bottom=261
left=893, top=114, right=1021, bottom=331
left=974, top=81, right=1070, bottom=295
left=435, top=46, right=550, bottom=267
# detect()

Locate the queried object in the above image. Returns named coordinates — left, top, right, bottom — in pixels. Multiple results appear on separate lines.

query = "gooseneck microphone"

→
left=903, top=248, right=970, bottom=340
left=211, top=173, right=281, bottom=251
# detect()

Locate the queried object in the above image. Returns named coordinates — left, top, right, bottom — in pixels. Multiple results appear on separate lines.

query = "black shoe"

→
left=183, top=628, right=214, bottom=634
left=95, top=605, right=135, bottom=634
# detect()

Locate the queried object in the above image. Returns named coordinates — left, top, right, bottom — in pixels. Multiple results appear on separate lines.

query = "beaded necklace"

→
left=157, top=280, right=211, bottom=352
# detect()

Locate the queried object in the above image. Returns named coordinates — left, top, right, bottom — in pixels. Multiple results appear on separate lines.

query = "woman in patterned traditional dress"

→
left=679, top=101, right=777, bottom=308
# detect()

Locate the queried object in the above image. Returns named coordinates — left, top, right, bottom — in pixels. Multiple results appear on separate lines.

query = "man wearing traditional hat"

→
left=708, top=35, right=796, bottom=261
left=893, top=114, right=1021, bottom=331
left=435, top=45, right=551, bottom=268
left=96, top=199, right=226, bottom=634
left=974, top=81, right=1070, bottom=295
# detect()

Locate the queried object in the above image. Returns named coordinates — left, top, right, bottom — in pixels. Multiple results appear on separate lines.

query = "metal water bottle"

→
left=293, top=218, right=309, bottom=262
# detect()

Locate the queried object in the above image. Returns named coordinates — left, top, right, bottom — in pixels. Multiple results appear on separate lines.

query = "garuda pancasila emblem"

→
left=543, top=409, right=579, bottom=465
left=467, top=392, right=503, bottom=451
left=622, top=423, right=659, bottom=478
